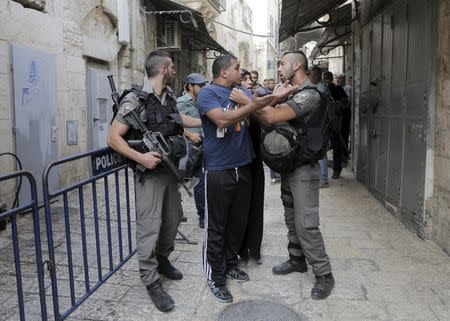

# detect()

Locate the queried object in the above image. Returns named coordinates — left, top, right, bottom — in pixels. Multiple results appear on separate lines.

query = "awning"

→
left=279, top=0, right=347, bottom=42
left=149, top=0, right=228, bottom=53
left=309, top=4, right=352, bottom=58
left=295, top=29, right=324, bottom=49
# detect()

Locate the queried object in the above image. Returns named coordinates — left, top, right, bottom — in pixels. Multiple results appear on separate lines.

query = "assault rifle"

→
left=107, top=75, right=193, bottom=197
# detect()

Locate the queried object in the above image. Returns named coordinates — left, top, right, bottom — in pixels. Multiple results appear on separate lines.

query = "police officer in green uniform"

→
left=108, top=51, right=201, bottom=312
left=231, top=51, right=335, bottom=300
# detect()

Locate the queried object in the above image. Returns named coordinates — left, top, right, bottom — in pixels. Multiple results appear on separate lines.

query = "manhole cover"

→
left=218, top=300, right=305, bottom=321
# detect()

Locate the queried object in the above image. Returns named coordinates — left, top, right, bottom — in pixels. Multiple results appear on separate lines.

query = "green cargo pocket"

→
left=299, top=168, right=320, bottom=228
left=303, top=212, right=319, bottom=229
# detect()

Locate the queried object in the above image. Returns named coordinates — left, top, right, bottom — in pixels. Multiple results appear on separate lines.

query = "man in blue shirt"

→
left=197, top=54, right=295, bottom=303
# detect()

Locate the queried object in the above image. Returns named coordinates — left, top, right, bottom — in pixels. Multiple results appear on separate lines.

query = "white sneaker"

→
left=270, top=178, right=277, bottom=184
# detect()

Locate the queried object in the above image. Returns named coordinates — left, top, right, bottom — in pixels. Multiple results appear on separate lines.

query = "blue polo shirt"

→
left=197, top=83, right=255, bottom=170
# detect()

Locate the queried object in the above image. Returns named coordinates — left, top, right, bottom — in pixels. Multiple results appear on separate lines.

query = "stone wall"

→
left=430, top=0, right=450, bottom=254
left=0, top=0, right=153, bottom=202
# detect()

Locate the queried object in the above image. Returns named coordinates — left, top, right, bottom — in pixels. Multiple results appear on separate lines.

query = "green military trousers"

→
left=280, top=163, right=332, bottom=276
left=135, top=171, right=182, bottom=286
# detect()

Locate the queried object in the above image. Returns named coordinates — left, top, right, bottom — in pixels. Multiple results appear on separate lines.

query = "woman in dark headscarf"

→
left=238, top=68, right=265, bottom=265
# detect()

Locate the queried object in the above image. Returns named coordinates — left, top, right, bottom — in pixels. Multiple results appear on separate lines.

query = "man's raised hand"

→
left=230, top=88, right=251, bottom=105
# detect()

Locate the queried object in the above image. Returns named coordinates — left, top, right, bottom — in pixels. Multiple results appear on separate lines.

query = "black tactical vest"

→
left=126, top=90, right=186, bottom=161
left=260, top=87, right=327, bottom=173
left=289, top=86, right=327, bottom=164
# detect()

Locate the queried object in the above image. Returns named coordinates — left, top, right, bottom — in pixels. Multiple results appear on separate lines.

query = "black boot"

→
left=311, top=273, right=335, bottom=300
left=157, top=255, right=183, bottom=280
left=272, top=258, right=308, bottom=275
left=332, top=170, right=341, bottom=179
left=146, top=280, right=174, bottom=312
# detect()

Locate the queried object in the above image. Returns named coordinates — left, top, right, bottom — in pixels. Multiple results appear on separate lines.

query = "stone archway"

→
left=80, top=6, right=121, bottom=62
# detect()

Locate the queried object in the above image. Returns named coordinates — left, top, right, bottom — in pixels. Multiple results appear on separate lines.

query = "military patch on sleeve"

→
left=120, top=102, right=136, bottom=116
left=293, top=90, right=321, bottom=106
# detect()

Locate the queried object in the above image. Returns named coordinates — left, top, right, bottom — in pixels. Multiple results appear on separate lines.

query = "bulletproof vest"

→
left=144, top=91, right=183, bottom=135
left=260, top=87, right=326, bottom=173
left=289, top=86, right=327, bottom=164
left=126, top=90, right=184, bottom=138
left=126, top=90, right=187, bottom=164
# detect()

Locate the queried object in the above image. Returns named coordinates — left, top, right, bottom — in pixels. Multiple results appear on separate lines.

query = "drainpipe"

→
left=130, top=0, right=139, bottom=85
left=342, top=45, right=346, bottom=74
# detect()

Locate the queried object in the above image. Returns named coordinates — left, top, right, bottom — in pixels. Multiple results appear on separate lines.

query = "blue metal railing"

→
left=42, top=146, right=136, bottom=321
left=0, top=171, right=47, bottom=321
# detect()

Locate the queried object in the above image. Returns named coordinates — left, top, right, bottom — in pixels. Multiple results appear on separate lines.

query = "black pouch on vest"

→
left=168, top=113, right=184, bottom=126
left=167, top=135, right=187, bottom=159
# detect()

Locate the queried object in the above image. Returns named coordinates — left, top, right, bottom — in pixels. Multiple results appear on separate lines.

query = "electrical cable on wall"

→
left=203, top=16, right=278, bottom=38
left=140, top=7, right=278, bottom=38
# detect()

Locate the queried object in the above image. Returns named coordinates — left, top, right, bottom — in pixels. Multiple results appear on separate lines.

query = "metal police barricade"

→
left=43, top=146, right=136, bottom=320
left=0, top=171, right=47, bottom=321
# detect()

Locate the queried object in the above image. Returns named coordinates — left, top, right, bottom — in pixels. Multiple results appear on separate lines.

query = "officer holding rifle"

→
left=107, top=50, right=201, bottom=312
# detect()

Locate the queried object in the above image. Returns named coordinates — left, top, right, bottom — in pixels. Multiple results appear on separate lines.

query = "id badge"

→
left=217, top=128, right=225, bottom=138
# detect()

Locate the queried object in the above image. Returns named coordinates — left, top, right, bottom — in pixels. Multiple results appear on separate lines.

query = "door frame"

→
left=86, top=60, right=111, bottom=150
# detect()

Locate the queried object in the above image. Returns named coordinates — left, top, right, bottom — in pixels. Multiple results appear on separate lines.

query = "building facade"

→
left=352, top=0, right=450, bottom=254
left=0, top=0, right=157, bottom=204
left=0, top=0, right=227, bottom=205
left=278, top=0, right=450, bottom=254
left=178, top=0, right=258, bottom=79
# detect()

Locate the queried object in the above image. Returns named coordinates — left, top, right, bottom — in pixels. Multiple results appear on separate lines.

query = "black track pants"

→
left=203, top=164, right=252, bottom=285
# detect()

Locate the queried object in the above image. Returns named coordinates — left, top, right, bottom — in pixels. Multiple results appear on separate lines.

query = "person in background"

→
left=240, top=69, right=253, bottom=90
left=251, top=70, right=266, bottom=96
left=309, top=66, right=329, bottom=188
left=266, top=78, right=276, bottom=94
left=335, top=73, right=351, bottom=166
left=238, top=68, right=265, bottom=266
left=251, top=70, right=261, bottom=90
left=177, top=73, right=207, bottom=228
left=322, top=71, right=347, bottom=179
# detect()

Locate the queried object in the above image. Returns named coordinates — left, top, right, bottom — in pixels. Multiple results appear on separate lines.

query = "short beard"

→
left=283, top=69, right=295, bottom=82
left=163, top=74, right=173, bottom=86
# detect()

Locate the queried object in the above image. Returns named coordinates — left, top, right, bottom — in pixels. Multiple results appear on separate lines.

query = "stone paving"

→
left=1, top=167, right=450, bottom=321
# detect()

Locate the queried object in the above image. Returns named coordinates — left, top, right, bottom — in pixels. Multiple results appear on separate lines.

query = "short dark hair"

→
left=267, top=78, right=275, bottom=82
left=250, top=70, right=259, bottom=77
left=145, top=50, right=171, bottom=78
left=310, top=66, right=322, bottom=74
left=282, top=51, right=308, bottom=72
left=212, top=54, right=238, bottom=79
left=240, top=68, right=251, bottom=78
left=323, top=71, right=334, bottom=82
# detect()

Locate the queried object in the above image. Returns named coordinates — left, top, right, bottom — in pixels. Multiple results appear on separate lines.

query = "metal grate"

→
left=218, top=300, right=305, bottom=321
